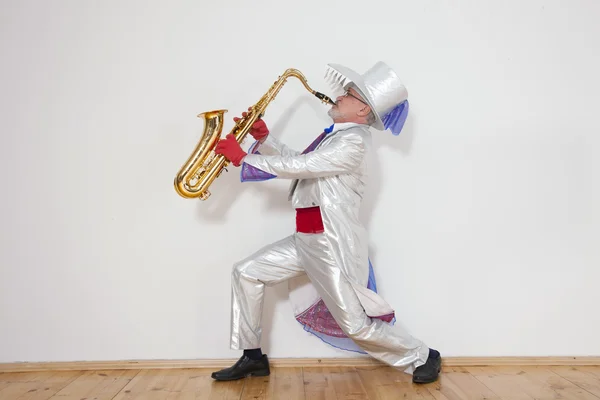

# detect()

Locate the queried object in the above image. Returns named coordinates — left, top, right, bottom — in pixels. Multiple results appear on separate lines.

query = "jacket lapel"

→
left=287, top=130, right=332, bottom=200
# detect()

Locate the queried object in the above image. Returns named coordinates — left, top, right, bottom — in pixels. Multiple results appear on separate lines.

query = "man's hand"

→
left=233, top=108, right=269, bottom=142
left=215, top=134, right=247, bottom=167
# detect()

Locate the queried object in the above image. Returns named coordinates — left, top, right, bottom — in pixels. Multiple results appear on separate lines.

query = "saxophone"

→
left=174, top=68, right=335, bottom=200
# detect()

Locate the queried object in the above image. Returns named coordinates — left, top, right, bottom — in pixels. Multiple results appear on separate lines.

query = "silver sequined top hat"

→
left=325, top=61, right=409, bottom=135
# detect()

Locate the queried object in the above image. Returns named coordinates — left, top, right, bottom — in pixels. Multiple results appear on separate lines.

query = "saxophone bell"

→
left=174, top=109, right=228, bottom=200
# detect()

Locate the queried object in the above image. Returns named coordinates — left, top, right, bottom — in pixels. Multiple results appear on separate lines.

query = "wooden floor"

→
left=1, top=365, right=600, bottom=399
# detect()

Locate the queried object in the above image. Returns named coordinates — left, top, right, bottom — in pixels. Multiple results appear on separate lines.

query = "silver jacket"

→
left=243, top=122, right=371, bottom=209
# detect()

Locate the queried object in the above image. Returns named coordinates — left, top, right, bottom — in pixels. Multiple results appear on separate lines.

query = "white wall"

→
left=1, top=0, right=599, bottom=363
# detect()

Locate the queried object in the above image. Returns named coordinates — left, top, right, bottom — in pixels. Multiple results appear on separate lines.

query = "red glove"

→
left=234, top=108, right=269, bottom=142
left=214, top=134, right=247, bottom=167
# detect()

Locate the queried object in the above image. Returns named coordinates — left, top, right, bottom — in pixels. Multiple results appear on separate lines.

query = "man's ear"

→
left=357, top=104, right=371, bottom=117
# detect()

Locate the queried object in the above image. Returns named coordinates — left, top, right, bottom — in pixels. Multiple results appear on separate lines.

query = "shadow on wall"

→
left=359, top=107, right=418, bottom=303
left=360, top=103, right=417, bottom=234
left=191, top=95, right=418, bottom=353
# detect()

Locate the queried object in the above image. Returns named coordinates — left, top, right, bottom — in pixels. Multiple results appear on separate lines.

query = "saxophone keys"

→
left=199, top=190, right=211, bottom=201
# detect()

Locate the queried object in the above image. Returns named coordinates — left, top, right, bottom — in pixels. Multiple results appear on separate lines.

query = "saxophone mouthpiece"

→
left=315, top=91, right=335, bottom=105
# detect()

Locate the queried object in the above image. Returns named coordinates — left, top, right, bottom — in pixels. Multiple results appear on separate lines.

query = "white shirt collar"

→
left=328, top=122, right=364, bottom=134
left=332, top=122, right=357, bottom=133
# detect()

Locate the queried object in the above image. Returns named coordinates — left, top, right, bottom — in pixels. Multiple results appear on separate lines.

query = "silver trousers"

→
left=229, top=232, right=430, bottom=373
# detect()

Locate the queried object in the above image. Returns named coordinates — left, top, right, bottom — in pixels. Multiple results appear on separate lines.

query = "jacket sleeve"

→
left=241, top=132, right=365, bottom=179
left=249, top=135, right=300, bottom=157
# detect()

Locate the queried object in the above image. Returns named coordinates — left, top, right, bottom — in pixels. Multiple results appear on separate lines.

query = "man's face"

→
left=328, top=86, right=371, bottom=123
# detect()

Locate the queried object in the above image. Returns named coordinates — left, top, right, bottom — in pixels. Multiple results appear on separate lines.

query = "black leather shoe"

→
left=211, top=354, right=270, bottom=381
left=413, top=349, right=441, bottom=384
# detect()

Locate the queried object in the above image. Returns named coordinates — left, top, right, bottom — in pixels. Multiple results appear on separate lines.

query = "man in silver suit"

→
left=212, top=61, right=441, bottom=384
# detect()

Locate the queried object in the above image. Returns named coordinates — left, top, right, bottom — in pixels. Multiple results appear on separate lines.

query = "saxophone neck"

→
left=279, top=68, right=335, bottom=105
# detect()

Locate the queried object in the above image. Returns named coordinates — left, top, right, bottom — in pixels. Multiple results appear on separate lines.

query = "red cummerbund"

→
left=296, top=206, right=324, bottom=234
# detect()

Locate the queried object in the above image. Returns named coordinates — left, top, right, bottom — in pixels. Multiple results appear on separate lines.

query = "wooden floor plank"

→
left=583, top=367, right=600, bottom=380
left=0, top=372, right=41, bottom=393
left=302, top=367, right=337, bottom=400
left=504, top=366, right=599, bottom=400
left=108, top=369, right=181, bottom=400
left=195, top=370, right=247, bottom=400
left=323, top=367, right=370, bottom=400
left=2, top=366, right=599, bottom=400
left=430, top=366, right=501, bottom=400
left=46, top=369, right=139, bottom=400
left=272, top=367, right=305, bottom=400
left=550, top=366, right=600, bottom=398
left=0, top=371, right=82, bottom=400
left=107, top=369, right=245, bottom=400
left=170, top=368, right=247, bottom=400
left=466, top=366, right=538, bottom=400
left=238, top=373, right=270, bottom=400
left=356, top=364, right=436, bottom=400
